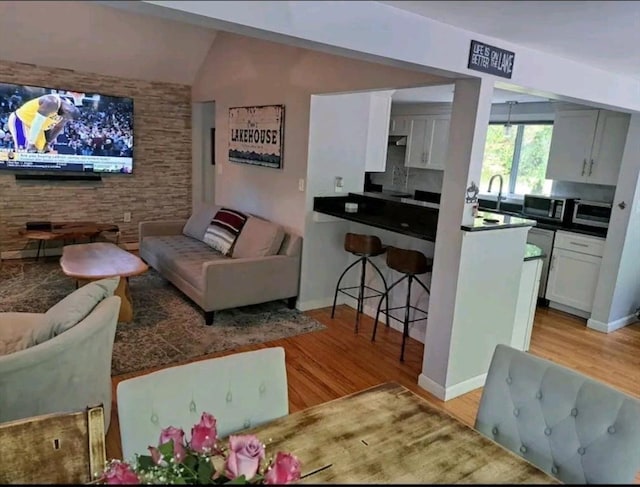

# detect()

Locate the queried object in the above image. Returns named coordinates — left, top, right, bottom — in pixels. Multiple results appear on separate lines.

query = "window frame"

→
left=486, top=120, right=554, bottom=196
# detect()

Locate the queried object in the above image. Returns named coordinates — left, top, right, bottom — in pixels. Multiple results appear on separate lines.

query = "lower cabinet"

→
left=511, top=258, right=543, bottom=352
left=545, top=230, right=604, bottom=316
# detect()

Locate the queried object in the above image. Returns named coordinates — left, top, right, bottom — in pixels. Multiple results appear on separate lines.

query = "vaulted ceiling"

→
left=0, top=1, right=218, bottom=85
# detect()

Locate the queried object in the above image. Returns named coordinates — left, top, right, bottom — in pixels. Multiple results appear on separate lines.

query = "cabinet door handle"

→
left=589, top=159, right=594, bottom=176
left=424, top=150, right=429, bottom=164
left=550, top=255, right=556, bottom=271
left=570, top=241, right=589, bottom=248
left=581, top=159, right=587, bottom=176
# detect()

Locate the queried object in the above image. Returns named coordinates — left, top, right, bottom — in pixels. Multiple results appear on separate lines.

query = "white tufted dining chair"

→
left=116, top=347, right=288, bottom=461
left=475, top=344, right=640, bottom=484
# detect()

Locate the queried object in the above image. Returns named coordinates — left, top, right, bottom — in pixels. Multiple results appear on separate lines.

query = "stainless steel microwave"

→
left=522, top=195, right=574, bottom=224
left=572, top=200, right=612, bottom=228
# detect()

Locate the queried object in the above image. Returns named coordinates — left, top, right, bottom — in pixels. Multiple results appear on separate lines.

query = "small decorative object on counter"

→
left=100, top=412, right=301, bottom=485
left=465, top=181, right=480, bottom=217
left=345, top=202, right=358, bottom=213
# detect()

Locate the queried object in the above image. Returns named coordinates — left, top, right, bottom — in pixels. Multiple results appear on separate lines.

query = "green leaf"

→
left=158, top=440, right=174, bottom=458
left=198, top=458, right=215, bottom=484
left=173, top=477, right=187, bottom=484
left=225, top=474, right=248, bottom=484
left=184, top=455, right=198, bottom=471
left=136, top=455, right=155, bottom=470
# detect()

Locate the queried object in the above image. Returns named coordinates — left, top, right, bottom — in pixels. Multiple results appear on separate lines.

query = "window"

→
left=480, top=123, right=553, bottom=196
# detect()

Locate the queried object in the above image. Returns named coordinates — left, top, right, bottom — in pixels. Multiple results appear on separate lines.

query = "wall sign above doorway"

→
left=467, top=40, right=515, bottom=79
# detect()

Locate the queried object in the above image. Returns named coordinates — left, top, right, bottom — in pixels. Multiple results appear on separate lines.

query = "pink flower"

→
left=159, top=426, right=187, bottom=462
left=148, top=446, right=166, bottom=466
left=190, top=412, right=218, bottom=454
left=102, top=461, right=140, bottom=484
left=264, top=452, right=302, bottom=485
left=224, top=434, right=265, bottom=481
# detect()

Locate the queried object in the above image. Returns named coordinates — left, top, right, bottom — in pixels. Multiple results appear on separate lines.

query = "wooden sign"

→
left=468, top=40, right=515, bottom=79
left=228, top=105, right=285, bottom=169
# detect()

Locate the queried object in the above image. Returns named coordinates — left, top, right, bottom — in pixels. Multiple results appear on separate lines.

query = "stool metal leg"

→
left=367, top=257, right=390, bottom=329
left=413, top=275, right=431, bottom=295
left=372, top=274, right=406, bottom=342
left=401, top=275, right=414, bottom=362
left=331, top=257, right=363, bottom=318
left=354, top=257, right=367, bottom=333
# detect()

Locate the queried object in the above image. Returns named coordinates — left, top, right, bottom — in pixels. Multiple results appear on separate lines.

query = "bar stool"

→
left=331, top=232, right=389, bottom=333
left=371, top=246, right=432, bottom=362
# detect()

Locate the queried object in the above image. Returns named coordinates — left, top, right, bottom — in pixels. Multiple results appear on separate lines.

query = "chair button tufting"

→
left=520, top=445, right=527, bottom=454
left=608, top=425, right=616, bottom=434
left=506, top=377, right=512, bottom=385
left=570, top=408, right=578, bottom=417
left=226, top=391, right=233, bottom=403
left=244, top=420, right=251, bottom=428
left=513, top=408, right=520, bottom=417
left=578, top=447, right=586, bottom=455
left=536, top=391, right=542, bottom=400
left=551, top=466, right=559, bottom=475
left=544, top=427, right=552, bottom=436
left=492, top=427, right=499, bottom=435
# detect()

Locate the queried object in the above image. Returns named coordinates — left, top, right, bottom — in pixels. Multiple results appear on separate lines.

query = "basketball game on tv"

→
left=0, top=82, right=133, bottom=173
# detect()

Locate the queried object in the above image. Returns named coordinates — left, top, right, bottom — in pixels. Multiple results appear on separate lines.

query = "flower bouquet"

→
left=101, top=412, right=301, bottom=484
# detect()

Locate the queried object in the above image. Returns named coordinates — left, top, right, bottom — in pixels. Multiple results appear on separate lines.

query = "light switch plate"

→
left=298, top=178, right=305, bottom=192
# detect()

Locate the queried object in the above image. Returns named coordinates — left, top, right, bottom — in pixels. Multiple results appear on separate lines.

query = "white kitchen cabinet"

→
left=545, top=109, right=630, bottom=185
left=404, top=115, right=450, bottom=170
left=526, top=227, right=554, bottom=299
left=511, top=258, right=543, bottom=352
left=364, top=92, right=393, bottom=172
left=545, top=230, right=604, bottom=316
left=389, top=116, right=411, bottom=136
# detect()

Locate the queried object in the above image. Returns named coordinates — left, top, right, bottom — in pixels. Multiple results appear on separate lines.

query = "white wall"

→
left=589, top=114, right=640, bottom=331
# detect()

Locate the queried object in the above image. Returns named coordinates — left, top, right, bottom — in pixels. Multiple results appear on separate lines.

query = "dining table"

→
left=247, top=382, right=559, bottom=484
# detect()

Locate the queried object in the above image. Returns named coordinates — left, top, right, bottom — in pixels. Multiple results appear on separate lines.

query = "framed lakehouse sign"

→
left=228, top=105, right=285, bottom=169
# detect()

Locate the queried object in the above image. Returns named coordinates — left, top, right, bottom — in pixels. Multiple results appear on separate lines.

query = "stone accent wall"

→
left=0, top=60, right=192, bottom=253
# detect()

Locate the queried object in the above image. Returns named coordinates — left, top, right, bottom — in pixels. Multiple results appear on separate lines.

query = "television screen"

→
left=0, top=82, right=133, bottom=173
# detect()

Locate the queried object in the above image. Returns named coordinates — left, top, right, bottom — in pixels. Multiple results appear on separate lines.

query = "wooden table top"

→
left=19, top=222, right=119, bottom=241
left=60, top=243, right=148, bottom=279
left=247, top=383, right=558, bottom=484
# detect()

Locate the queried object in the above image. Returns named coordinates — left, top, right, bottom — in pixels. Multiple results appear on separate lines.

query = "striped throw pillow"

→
left=203, top=208, right=248, bottom=256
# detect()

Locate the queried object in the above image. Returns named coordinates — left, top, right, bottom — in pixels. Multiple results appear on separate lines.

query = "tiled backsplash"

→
left=551, top=181, right=615, bottom=203
left=369, top=146, right=444, bottom=194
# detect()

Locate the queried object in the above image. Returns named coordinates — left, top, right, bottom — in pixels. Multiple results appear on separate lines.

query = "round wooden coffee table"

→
left=60, top=242, right=148, bottom=323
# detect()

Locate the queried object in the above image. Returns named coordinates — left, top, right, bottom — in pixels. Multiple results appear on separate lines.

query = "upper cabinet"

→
left=404, top=114, right=451, bottom=170
left=364, top=92, right=394, bottom=172
left=545, top=109, right=630, bottom=186
left=389, top=116, right=411, bottom=136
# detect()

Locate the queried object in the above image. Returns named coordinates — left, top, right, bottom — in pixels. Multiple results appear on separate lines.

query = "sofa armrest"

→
left=139, top=220, right=187, bottom=241
left=202, top=255, right=300, bottom=310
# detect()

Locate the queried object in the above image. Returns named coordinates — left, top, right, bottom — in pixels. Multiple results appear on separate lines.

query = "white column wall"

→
left=589, top=114, right=640, bottom=332
left=421, top=78, right=494, bottom=388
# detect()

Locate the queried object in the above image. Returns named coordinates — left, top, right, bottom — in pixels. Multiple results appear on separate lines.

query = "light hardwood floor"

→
left=106, top=304, right=640, bottom=480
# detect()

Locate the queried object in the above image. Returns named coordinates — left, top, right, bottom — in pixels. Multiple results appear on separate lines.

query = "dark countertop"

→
left=462, top=211, right=537, bottom=232
left=350, top=191, right=440, bottom=209
left=524, top=243, right=545, bottom=261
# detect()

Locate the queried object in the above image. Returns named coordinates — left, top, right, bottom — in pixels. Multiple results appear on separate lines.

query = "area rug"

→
left=0, top=259, right=326, bottom=376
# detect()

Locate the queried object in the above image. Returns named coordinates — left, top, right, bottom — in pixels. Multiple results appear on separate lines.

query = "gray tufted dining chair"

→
left=117, top=347, right=288, bottom=461
left=475, top=344, right=640, bottom=484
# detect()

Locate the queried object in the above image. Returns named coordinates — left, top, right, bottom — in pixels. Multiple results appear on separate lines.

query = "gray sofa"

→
left=0, top=293, right=120, bottom=431
left=139, top=204, right=302, bottom=325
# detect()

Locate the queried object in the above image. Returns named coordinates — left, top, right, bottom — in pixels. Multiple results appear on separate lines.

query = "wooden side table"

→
left=19, top=222, right=120, bottom=260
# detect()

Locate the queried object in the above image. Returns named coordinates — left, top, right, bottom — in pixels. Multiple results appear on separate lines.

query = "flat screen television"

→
left=0, top=82, right=133, bottom=174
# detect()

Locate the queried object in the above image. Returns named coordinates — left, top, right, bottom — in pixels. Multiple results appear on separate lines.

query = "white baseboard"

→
left=418, top=372, right=487, bottom=401
left=297, top=297, right=340, bottom=312
left=1, top=241, right=139, bottom=260
left=548, top=301, right=591, bottom=319
left=587, top=313, right=639, bottom=333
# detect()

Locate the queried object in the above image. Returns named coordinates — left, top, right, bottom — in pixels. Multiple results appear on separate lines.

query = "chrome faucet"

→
left=487, top=174, right=505, bottom=211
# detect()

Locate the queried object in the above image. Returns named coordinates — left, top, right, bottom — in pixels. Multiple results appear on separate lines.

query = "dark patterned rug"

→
left=0, top=259, right=326, bottom=376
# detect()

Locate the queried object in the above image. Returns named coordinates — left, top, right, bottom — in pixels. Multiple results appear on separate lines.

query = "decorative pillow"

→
left=183, top=203, right=222, bottom=242
left=0, top=313, right=50, bottom=355
left=40, top=276, right=120, bottom=343
left=203, top=208, right=248, bottom=256
left=233, top=216, right=286, bottom=259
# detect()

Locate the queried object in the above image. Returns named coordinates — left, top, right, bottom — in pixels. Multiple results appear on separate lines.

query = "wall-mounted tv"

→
left=0, top=82, right=133, bottom=174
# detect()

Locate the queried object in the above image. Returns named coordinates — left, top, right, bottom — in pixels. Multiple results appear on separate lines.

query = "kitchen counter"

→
left=461, top=211, right=537, bottom=232
left=524, top=243, right=545, bottom=261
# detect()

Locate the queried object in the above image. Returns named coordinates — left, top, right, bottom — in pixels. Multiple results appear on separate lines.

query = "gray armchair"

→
left=475, top=344, right=640, bottom=484
left=0, top=296, right=121, bottom=431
